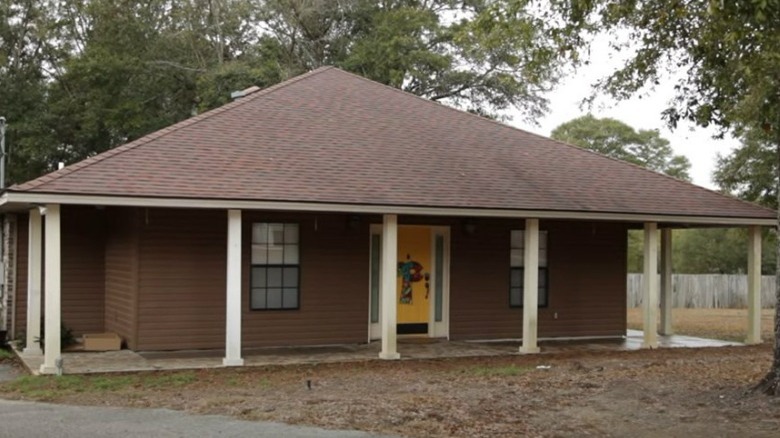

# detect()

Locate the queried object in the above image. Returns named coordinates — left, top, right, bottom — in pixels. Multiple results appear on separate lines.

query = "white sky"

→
left=509, top=35, right=738, bottom=189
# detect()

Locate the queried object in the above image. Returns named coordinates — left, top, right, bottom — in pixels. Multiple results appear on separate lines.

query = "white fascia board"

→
left=1, top=191, right=775, bottom=226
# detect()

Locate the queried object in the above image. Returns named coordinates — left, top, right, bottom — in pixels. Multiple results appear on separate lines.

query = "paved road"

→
left=0, top=400, right=396, bottom=438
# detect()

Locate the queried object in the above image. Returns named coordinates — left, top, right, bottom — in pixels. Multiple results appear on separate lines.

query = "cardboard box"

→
left=83, top=333, right=122, bottom=351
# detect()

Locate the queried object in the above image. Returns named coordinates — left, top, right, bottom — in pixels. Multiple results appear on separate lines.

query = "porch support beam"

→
left=642, top=222, right=659, bottom=349
left=40, top=204, right=61, bottom=374
left=223, top=209, right=244, bottom=366
left=659, top=228, right=673, bottom=336
left=23, top=209, right=42, bottom=355
left=379, top=214, right=400, bottom=360
left=746, top=225, right=762, bottom=344
left=520, top=218, right=540, bottom=354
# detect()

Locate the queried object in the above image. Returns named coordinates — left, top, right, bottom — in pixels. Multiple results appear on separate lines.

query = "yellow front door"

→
left=397, top=226, right=431, bottom=330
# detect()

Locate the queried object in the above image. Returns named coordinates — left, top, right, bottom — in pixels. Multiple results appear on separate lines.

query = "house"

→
left=0, top=67, right=773, bottom=374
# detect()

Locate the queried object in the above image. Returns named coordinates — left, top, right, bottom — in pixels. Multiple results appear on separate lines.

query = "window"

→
left=510, top=230, right=548, bottom=307
left=251, top=223, right=299, bottom=310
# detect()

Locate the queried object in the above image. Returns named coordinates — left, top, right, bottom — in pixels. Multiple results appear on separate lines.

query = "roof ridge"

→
left=15, top=66, right=336, bottom=191
left=330, top=68, right=776, bottom=216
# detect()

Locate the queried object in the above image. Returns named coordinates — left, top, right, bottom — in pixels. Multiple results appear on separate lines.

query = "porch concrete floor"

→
left=16, top=330, right=741, bottom=375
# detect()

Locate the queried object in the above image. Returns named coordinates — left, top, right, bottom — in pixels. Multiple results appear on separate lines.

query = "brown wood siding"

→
left=134, top=209, right=370, bottom=351
left=136, top=208, right=227, bottom=350
left=104, top=208, right=139, bottom=349
left=14, top=214, right=28, bottom=337
left=61, top=206, right=106, bottom=336
left=450, top=220, right=628, bottom=340
left=241, top=212, right=369, bottom=347
left=13, top=207, right=107, bottom=338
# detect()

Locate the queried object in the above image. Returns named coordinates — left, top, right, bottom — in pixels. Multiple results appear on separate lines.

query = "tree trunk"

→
left=754, top=140, right=780, bottom=395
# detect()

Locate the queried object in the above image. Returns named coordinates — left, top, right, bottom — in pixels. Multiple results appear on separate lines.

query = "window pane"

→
left=251, top=288, right=267, bottom=309
left=538, top=268, right=547, bottom=287
left=283, top=288, right=298, bottom=308
left=283, top=244, right=299, bottom=264
left=268, top=245, right=284, bottom=264
left=539, top=231, right=548, bottom=249
left=539, top=288, right=548, bottom=307
left=267, top=267, right=282, bottom=287
left=539, top=249, right=548, bottom=267
left=251, top=267, right=267, bottom=288
left=252, top=224, right=269, bottom=244
left=284, top=224, right=299, bottom=244
left=283, top=267, right=299, bottom=287
left=510, top=288, right=522, bottom=307
left=510, top=249, right=524, bottom=267
left=511, top=230, right=524, bottom=249
left=510, top=268, right=523, bottom=288
left=267, top=288, right=283, bottom=309
left=269, top=223, right=284, bottom=245
left=252, top=245, right=268, bottom=264
left=434, top=235, right=444, bottom=322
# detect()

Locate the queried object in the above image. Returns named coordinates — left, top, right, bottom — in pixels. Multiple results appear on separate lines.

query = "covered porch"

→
left=4, top=201, right=769, bottom=375
left=15, top=330, right=741, bottom=375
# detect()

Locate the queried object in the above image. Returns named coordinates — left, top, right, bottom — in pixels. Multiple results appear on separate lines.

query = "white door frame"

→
left=368, top=224, right=450, bottom=341
left=427, top=226, right=450, bottom=339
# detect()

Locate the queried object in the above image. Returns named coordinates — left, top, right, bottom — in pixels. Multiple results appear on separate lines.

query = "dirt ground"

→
left=1, top=310, right=779, bottom=437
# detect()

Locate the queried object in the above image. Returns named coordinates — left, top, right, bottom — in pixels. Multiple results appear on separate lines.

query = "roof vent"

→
left=230, top=86, right=261, bottom=100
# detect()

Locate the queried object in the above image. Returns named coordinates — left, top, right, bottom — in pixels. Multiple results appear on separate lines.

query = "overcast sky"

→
left=510, top=35, right=737, bottom=189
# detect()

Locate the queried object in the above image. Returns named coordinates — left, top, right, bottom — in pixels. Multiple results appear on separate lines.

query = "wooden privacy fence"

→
left=627, top=274, right=776, bottom=309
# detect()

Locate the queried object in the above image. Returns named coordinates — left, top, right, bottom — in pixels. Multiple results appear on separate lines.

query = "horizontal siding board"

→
left=132, top=211, right=628, bottom=350
left=104, top=207, right=139, bottom=349
left=15, top=207, right=108, bottom=338
left=134, top=209, right=370, bottom=350
left=14, top=214, right=29, bottom=336
left=450, top=220, right=628, bottom=340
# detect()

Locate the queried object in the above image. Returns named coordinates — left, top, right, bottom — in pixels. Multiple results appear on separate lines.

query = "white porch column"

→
left=379, top=214, right=400, bottom=360
left=659, top=228, right=673, bottom=336
left=40, top=204, right=61, bottom=374
left=642, top=222, right=659, bottom=349
left=746, top=225, right=762, bottom=345
left=520, top=218, right=540, bottom=354
left=223, top=209, right=244, bottom=366
left=23, top=209, right=43, bottom=355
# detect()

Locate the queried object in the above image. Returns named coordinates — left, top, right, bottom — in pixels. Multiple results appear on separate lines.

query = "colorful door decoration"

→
left=396, top=226, right=432, bottom=325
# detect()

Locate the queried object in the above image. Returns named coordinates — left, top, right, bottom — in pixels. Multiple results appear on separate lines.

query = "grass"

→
left=0, top=348, right=14, bottom=360
left=0, top=370, right=200, bottom=400
left=627, top=308, right=775, bottom=342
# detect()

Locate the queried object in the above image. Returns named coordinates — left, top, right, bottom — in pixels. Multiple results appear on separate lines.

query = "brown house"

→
left=0, top=67, right=774, bottom=373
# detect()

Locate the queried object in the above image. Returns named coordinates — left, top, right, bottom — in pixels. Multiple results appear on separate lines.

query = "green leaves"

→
left=714, top=128, right=777, bottom=209
left=0, top=0, right=586, bottom=181
left=550, top=115, right=692, bottom=180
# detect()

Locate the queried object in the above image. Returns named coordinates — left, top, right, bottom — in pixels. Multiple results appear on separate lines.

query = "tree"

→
left=0, top=0, right=585, bottom=184
left=256, top=0, right=582, bottom=120
left=569, top=0, right=780, bottom=394
left=551, top=114, right=691, bottom=180
left=715, top=128, right=777, bottom=210
left=0, top=0, right=59, bottom=183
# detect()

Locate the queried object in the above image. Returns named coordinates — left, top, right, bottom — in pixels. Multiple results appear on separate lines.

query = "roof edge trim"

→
left=1, top=192, right=774, bottom=226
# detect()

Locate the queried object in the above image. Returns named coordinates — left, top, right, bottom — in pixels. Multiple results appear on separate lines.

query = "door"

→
left=396, top=226, right=432, bottom=334
left=368, top=225, right=450, bottom=340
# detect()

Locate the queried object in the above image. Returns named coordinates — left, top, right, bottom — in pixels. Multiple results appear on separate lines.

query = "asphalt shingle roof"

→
left=10, top=67, right=775, bottom=220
